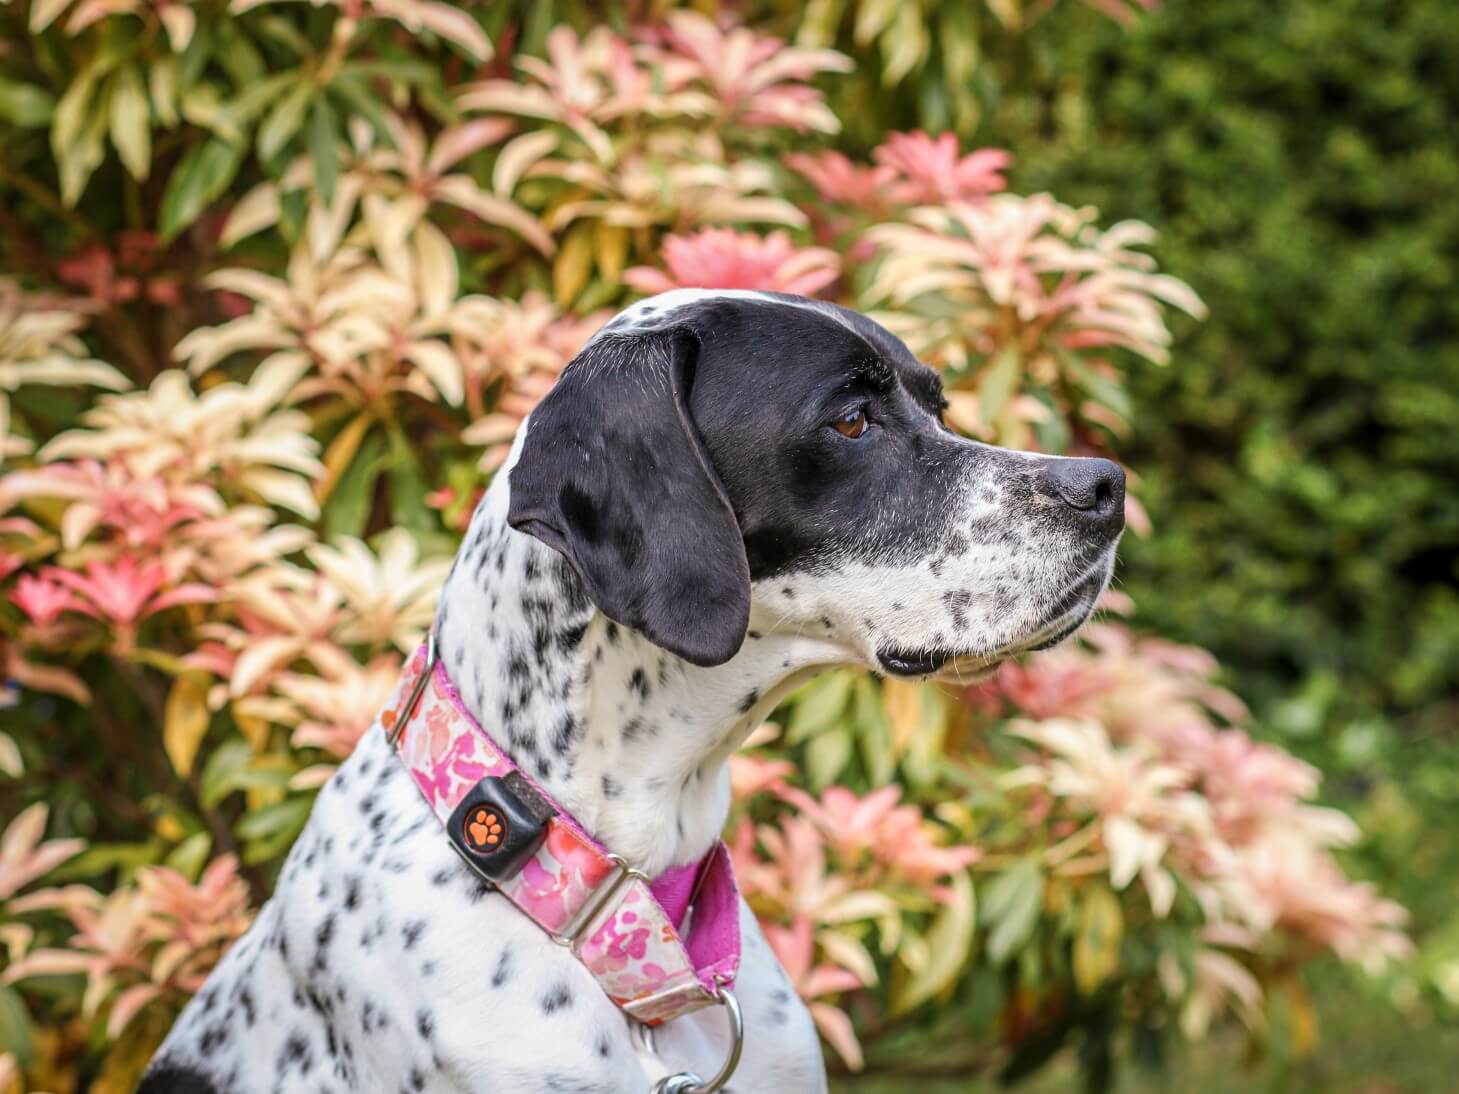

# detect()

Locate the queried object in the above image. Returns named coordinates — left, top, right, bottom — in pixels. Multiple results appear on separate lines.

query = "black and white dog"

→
left=143, top=290, right=1123, bottom=1092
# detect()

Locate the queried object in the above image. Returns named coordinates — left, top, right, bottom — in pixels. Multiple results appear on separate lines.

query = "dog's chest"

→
left=153, top=727, right=825, bottom=1092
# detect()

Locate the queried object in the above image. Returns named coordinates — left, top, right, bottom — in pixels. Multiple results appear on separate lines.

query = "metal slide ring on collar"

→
left=646, top=987, right=744, bottom=1094
left=387, top=630, right=437, bottom=746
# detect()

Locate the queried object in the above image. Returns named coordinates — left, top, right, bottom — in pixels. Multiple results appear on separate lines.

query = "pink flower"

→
left=729, top=753, right=795, bottom=802
left=776, top=785, right=979, bottom=888
left=872, top=132, right=1011, bottom=204
left=11, top=573, right=79, bottom=626
left=625, top=228, right=840, bottom=296
left=1, top=460, right=217, bottom=552
left=1214, top=833, right=1411, bottom=974
left=0, top=803, right=85, bottom=902
left=44, top=557, right=214, bottom=650
left=784, top=151, right=897, bottom=211
left=643, top=12, right=852, bottom=135
left=46, top=558, right=212, bottom=627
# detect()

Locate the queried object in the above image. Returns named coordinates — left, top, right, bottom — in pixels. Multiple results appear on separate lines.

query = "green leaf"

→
left=159, top=135, right=244, bottom=241
left=327, top=76, right=396, bottom=149
left=308, top=95, right=339, bottom=206
left=226, top=766, right=296, bottom=793
left=202, top=73, right=294, bottom=142
left=253, top=14, right=312, bottom=57
left=108, top=65, right=151, bottom=180
left=0, top=983, right=35, bottom=1070
left=0, top=76, right=55, bottom=127
left=50, top=841, right=163, bottom=884
left=164, top=832, right=213, bottom=882
left=235, top=795, right=312, bottom=841
left=1062, top=352, right=1133, bottom=421
left=200, top=737, right=253, bottom=809
left=322, top=430, right=386, bottom=539
left=175, top=19, right=214, bottom=91
left=256, top=80, right=312, bottom=164
left=976, top=345, right=1022, bottom=428
left=890, top=870, right=975, bottom=1015
left=339, top=59, right=437, bottom=84
left=806, top=727, right=853, bottom=790
left=214, top=27, right=265, bottom=86
left=787, top=671, right=855, bottom=744
left=852, top=675, right=896, bottom=785
left=238, top=796, right=313, bottom=864
left=384, top=422, right=433, bottom=534
left=982, top=858, right=1045, bottom=965
left=51, top=61, right=104, bottom=205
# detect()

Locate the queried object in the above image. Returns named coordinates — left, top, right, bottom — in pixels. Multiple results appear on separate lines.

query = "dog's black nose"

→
left=1037, top=456, right=1125, bottom=531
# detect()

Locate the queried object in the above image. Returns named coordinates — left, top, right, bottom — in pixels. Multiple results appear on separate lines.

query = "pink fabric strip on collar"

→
left=381, top=640, right=740, bottom=1026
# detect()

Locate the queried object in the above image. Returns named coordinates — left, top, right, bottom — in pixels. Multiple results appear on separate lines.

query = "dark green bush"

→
left=999, top=0, right=1459, bottom=733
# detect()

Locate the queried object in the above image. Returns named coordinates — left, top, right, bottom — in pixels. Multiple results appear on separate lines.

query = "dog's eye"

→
left=833, top=408, right=868, bottom=438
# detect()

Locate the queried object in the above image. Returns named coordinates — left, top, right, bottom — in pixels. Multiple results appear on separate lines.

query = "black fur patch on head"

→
left=138, top=1061, right=224, bottom=1094
left=508, top=327, right=751, bottom=667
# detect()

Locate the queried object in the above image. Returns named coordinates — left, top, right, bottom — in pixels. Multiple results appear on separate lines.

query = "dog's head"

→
left=508, top=291, right=1123, bottom=678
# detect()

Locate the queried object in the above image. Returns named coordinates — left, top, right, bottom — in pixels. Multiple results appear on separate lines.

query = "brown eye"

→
left=833, top=408, right=868, bottom=438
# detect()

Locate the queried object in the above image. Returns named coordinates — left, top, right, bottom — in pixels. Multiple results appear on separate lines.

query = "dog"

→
left=141, top=289, right=1124, bottom=1093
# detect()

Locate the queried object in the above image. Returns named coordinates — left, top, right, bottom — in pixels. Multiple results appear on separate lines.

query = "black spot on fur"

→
left=491, top=948, right=513, bottom=987
left=541, top=982, right=573, bottom=1015
left=557, top=622, right=588, bottom=653
left=278, top=1030, right=313, bottom=1077
left=629, top=667, right=649, bottom=699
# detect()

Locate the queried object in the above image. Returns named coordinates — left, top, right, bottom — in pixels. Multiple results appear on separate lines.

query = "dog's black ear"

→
left=506, top=328, right=751, bottom=667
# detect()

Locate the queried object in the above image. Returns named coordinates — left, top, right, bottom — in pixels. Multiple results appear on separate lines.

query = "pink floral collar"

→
left=381, top=635, right=742, bottom=1031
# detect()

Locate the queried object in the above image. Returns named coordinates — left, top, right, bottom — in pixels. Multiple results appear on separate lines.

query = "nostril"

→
left=1039, top=457, right=1126, bottom=521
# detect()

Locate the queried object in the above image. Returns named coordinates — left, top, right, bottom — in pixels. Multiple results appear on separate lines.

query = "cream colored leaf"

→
left=221, top=184, right=282, bottom=247
left=492, top=130, right=557, bottom=197
left=432, top=175, right=555, bottom=256
left=413, top=221, right=458, bottom=318
left=160, top=5, right=195, bottom=49
left=415, top=2, right=492, bottom=61
left=0, top=733, right=21, bottom=777
left=241, top=468, right=321, bottom=519
left=402, top=341, right=464, bottom=406
left=148, top=56, right=179, bottom=128
left=28, top=0, right=72, bottom=31
left=815, top=929, right=878, bottom=987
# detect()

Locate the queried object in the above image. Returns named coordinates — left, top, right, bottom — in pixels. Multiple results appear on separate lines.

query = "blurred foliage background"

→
left=0, top=0, right=1455, bottom=1090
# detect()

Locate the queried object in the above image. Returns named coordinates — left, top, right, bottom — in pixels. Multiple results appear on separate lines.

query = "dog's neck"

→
left=433, top=469, right=846, bottom=877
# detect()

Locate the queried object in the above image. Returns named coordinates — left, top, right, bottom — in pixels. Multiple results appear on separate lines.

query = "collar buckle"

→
left=550, top=852, right=649, bottom=951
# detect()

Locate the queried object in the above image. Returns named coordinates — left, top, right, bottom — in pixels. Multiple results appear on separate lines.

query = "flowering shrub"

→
left=0, top=0, right=1407, bottom=1088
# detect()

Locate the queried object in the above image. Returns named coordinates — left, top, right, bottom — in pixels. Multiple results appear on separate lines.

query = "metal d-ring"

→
left=387, top=631, right=437, bottom=746
left=647, top=986, right=744, bottom=1094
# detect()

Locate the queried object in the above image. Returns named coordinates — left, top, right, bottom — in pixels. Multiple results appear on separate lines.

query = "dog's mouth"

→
left=875, top=566, right=1109, bottom=682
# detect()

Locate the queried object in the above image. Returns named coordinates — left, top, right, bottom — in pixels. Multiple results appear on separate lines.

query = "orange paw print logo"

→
left=464, top=806, right=505, bottom=852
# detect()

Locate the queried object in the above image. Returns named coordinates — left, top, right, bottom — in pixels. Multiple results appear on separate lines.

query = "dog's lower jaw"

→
left=434, top=472, right=844, bottom=877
